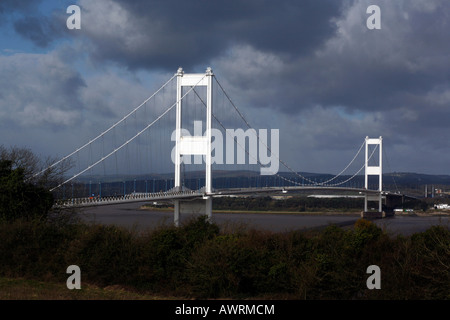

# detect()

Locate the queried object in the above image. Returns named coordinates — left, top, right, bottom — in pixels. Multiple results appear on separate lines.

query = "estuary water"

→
left=77, top=203, right=450, bottom=236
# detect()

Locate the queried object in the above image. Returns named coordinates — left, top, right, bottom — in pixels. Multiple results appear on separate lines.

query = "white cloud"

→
left=18, top=104, right=80, bottom=126
left=0, top=51, right=85, bottom=128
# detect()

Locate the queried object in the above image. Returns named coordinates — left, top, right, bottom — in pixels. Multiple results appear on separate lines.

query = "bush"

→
left=408, top=226, right=450, bottom=299
left=0, top=219, right=78, bottom=280
left=187, top=233, right=263, bottom=298
left=179, top=215, right=220, bottom=248
left=132, top=216, right=220, bottom=293
left=348, top=219, right=383, bottom=253
left=64, top=224, right=139, bottom=287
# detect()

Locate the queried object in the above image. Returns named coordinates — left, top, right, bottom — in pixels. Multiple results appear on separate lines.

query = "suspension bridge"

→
left=34, top=67, right=407, bottom=225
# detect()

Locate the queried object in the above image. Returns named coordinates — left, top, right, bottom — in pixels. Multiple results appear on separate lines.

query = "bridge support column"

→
left=205, top=196, right=212, bottom=222
left=174, top=200, right=180, bottom=227
left=173, top=198, right=212, bottom=226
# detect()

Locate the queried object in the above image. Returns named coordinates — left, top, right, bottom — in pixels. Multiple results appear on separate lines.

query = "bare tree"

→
left=0, top=145, right=74, bottom=190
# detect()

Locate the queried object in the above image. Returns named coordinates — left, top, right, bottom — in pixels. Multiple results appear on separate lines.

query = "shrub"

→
left=408, top=226, right=450, bottom=299
left=64, top=224, right=139, bottom=287
left=0, top=219, right=78, bottom=280
left=187, top=233, right=263, bottom=298
left=348, top=219, right=383, bottom=253
left=134, top=216, right=220, bottom=293
left=179, top=215, right=220, bottom=248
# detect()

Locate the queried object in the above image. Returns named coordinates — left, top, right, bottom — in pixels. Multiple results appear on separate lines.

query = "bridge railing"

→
left=53, top=189, right=205, bottom=208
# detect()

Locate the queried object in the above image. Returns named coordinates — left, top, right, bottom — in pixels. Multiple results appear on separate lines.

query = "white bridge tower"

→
left=363, top=136, right=383, bottom=217
left=173, top=67, right=213, bottom=226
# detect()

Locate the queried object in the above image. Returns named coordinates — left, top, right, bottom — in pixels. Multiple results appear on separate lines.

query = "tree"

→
left=0, top=145, right=73, bottom=190
left=0, top=160, right=53, bottom=221
left=0, top=146, right=74, bottom=221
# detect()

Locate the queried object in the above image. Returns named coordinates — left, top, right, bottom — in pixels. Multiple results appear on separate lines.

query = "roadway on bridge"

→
left=76, top=203, right=449, bottom=236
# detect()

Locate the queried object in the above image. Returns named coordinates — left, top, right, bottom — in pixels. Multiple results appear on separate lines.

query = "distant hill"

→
left=383, top=172, right=450, bottom=185
left=75, top=170, right=450, bottom=188
left=64, top=171, right=450, bottom=199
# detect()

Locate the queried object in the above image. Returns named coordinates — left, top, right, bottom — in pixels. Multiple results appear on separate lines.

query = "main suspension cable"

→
left=31, top=73, right=177, bottom=181
left=50, top=74, right=205, bottom=191
left=214, top=76, right=367, bottom=186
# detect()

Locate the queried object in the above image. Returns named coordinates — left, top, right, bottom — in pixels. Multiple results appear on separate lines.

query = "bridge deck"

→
left=53, top=186, right=397, bottom=209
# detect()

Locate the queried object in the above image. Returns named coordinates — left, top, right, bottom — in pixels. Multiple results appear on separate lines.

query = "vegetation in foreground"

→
left=0, top=215, right=448, bottom=300
left=0, top=146, right=449, bottom=300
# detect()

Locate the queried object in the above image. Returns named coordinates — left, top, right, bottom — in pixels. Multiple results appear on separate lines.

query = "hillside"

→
left=68, top=171, right=450, bottom=199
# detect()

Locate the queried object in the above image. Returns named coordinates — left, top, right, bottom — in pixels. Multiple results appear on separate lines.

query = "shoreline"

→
left=139, top=205, right=361, bottom=216
left=139, top=205, right=450, bottom=217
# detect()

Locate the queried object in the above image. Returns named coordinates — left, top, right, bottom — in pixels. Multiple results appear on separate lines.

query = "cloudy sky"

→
left=1, top=0, right=449, bottom=176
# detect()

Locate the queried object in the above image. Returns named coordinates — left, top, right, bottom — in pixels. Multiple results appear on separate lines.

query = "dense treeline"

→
left=0, top=215, right=448, bottom=299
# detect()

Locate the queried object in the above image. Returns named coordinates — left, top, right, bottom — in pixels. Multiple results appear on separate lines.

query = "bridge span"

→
left=53, top=185, right=403, bottom=210
left=41, top=68, right=409, bottom=224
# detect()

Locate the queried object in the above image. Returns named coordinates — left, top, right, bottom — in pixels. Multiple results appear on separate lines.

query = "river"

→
left=75, top=203, right=450, bottom=236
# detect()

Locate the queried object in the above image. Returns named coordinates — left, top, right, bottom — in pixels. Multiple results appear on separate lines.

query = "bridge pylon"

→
left=362, top=136, right=385, bottom=218
left=173, top=67, right=213, bottom=226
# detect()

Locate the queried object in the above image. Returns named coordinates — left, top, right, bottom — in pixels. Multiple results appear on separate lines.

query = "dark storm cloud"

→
left=81, top=0, right=345, bottom=70
left=13, top=14, right=65, bottom=48
left=1, top=0, right=69, bottom=48
left=199, top=0, right=450, bottom=174
left=215, top=0, right=450, bottom=116
left=122, top=0, right=343, bottom=55
left=2, top=0, right=450, bottom=174
left=306, top=8, right=450, bottom=114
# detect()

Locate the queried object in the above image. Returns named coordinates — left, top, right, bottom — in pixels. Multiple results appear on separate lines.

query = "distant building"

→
left=394, top=208, right=414, bottom=213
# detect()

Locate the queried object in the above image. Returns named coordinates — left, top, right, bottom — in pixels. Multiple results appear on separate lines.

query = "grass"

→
left=0, top=277, right=177, bottom=300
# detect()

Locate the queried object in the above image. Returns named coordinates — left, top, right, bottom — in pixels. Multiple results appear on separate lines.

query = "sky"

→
left=1, top=0, right=449, bottom=176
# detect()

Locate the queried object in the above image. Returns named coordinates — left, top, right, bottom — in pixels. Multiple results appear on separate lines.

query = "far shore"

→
left=139, top=205, right=450, bottom=217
